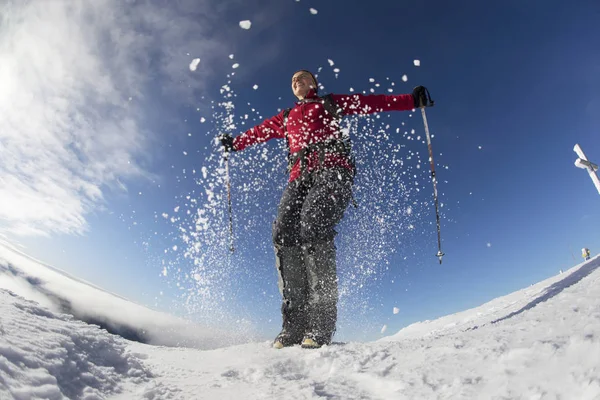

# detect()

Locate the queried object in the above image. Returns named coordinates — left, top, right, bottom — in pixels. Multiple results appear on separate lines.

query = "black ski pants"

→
left=273, top=167, right=353, bottom=247
left=272, top=167, right=353, bottom=341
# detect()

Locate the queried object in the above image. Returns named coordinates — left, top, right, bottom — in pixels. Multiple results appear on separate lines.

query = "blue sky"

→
left=2, top=0, right=599, bottom=341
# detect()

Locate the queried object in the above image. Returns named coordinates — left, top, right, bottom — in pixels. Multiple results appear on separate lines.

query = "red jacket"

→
left=233, top=89, right=415, bottom=181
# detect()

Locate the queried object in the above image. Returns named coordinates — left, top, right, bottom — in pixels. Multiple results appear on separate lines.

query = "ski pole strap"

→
left=423, top=87, right=435, bottom=107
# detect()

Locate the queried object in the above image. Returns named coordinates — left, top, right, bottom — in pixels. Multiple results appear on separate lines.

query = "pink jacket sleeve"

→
left=233, top=111, right=286, bottom=151
left=331, top=93, right=415, bottom=115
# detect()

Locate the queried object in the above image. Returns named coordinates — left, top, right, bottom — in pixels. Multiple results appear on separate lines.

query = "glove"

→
left=412, top=86, right=433, bottom=108
left=219, top=133, right=235, bottom=152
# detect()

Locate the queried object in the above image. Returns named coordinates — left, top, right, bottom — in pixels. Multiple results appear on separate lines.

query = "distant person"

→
left=220, top=70, right=431, bottom=349
left=582, top=247, right=591, bottom=261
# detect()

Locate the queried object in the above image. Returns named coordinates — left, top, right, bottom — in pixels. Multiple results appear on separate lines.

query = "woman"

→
left=220, top=70, right=431, bottom=348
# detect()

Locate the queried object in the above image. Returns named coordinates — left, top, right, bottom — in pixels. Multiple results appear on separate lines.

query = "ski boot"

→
left=300, top=331, right=333, bottom=349
left=273, top=327, right=304, bottom=349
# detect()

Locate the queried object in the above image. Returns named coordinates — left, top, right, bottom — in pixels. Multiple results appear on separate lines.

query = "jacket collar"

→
left=296, top=89, right=319, bottom=105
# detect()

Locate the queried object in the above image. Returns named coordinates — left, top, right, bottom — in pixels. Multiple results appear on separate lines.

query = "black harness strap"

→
left=288, top=139, right=352, bottom=176
left=283, top=94, right=354, bottom=175
left=283, top=94, right=358, bottom=207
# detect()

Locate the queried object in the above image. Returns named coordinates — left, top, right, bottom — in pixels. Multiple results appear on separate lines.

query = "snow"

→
left=0, top=290, right=152, bottom=399
left=252, top=84, right=258, bottom=90
left=414, top=59, right=421, bottom=66
left=188, top=58, right=200, bottom=71
left=232, top=63, right=239, bottom=69
left=309, top=8, right=318, bottom=15
left=402, top=74, right=408, bottom=82
left=0, top=244, right=253, bottom=351
left=393, top=307, right=400, bottom=314
left=2, top=243, right=600, bottom=399
left=239, top=20, right=251, bottom=30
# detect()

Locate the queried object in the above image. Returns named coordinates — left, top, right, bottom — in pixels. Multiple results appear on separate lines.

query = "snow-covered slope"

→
left=1, top=254, right=599, bottom=399
left=382, top=258, right=600, bottom=341
left=0, top=243, right=254, bottom=350
left=0, top=289, right=153, bottom=400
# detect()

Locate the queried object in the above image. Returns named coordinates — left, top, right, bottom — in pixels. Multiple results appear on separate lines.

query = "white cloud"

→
left=0, top=0, right=224, bottom=237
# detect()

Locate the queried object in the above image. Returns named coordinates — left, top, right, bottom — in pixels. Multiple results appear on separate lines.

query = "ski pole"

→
left=223, top=150, right=235, bottom=253
left=419, top=91, right=444, bottom=264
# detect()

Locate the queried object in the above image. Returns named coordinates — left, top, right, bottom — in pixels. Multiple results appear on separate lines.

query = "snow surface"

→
left=0, top=244, right=254, bottom=351
left=1, top=243, right=600, bottom=399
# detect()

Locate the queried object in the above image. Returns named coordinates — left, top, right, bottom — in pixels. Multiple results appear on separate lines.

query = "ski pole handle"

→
left=413, top=86, right=435, bottom=108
